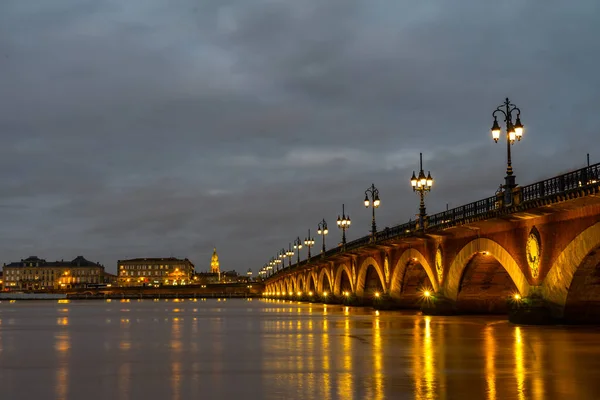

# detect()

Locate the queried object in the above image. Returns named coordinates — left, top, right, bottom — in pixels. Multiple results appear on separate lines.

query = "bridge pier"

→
left=420, top=294, right=457, bottom=316
left=508, top=295, right=556, bottom=325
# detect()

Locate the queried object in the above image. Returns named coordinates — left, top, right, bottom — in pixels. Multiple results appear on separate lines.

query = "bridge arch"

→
left=356, top=257, right=386, bottom=296
left=317, top=268, right=333, bottom=294
left=541, top=221, right=600, bottom=317
left=445, top=238, right=530, bottom=301
left=306, top=272, right=317, bottom=293
left=333, top=264, right=354, bottom=296
left=296, top=275, right=304, bottom=294
left=390, top=248, right=438, bottom=297
left=293, top=276, right=300, bottom=293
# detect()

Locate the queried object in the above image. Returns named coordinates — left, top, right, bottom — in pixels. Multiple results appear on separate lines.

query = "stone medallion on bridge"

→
left=526, top=229, right=541, bottom=279
left=435, top=248, right=443, bottom=284
left=384, top=256, right=390, bottom=285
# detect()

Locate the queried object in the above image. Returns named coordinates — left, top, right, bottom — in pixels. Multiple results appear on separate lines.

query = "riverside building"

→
left=117, top=257, right=195, bottom=287
left=2, top=256, right=105, bottom=291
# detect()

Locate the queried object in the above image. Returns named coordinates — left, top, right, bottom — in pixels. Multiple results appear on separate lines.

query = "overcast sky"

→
left=1, top=1, right=599, bottom=274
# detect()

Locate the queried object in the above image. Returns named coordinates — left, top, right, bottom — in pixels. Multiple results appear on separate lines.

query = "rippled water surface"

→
left=1, top=299, right=600, bottom=399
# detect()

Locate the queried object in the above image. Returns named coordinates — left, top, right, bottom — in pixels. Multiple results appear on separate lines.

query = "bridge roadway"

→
left=263, top=162, right=600, bottom=324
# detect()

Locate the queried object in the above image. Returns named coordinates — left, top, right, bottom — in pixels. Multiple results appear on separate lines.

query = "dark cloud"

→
left=1, top=0, right=599, bottom=273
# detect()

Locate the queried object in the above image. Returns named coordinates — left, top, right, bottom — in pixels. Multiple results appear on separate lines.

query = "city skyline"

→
left=1, top=1, right=599, bottom=274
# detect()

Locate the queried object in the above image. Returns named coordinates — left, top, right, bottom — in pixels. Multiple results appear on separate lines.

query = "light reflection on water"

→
left=485, top=325, right=496, bottom=400
left=0, top=300, right=600, bottom=399
left=55, top=316, right=70, bottom=400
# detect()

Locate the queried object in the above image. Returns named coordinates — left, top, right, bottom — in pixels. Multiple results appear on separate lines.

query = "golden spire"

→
left=210, top=247, right=220, bottom=274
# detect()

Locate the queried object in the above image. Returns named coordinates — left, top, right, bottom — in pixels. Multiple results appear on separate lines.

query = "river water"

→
left=0, top=299, right=599, bottom=400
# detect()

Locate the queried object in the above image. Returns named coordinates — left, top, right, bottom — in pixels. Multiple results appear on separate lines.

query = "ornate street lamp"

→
left=278, top=250, right=285, bottom=270
left=317, top=219, right=328, bottom=253
left=266, top=260, right=273, bottom=276
left=336, top=204, right=351, bottom=245
left=274, top=257, right=281, bottom=272
left=364, top=183, right=381, bottom=237
left=491, top=97, right=524, bottom=205
left=304, top=229, right=315, bottom=260
left=410, top=153, right=433, bottom=231
left=246, top=268, right=253, bottom=277
left=293, top=237, right=303, bottom=264
left=286, top=243, right=294, bottom=268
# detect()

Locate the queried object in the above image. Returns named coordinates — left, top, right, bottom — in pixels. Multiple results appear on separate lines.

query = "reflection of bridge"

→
left=49, top=283, right=264, bottom=299
left=263, top=163, right=600, bottom=324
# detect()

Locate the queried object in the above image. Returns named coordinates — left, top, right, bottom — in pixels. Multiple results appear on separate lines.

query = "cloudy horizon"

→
left=1, top=1, right=599, bottom=273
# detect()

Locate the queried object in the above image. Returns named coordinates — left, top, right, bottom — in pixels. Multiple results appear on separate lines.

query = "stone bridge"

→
left=263, top=162, right=600, bottom=324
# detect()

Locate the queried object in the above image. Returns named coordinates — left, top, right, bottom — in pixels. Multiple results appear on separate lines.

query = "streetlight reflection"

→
left=339, top=318, right=354, bottom=400
left=322, top=318, right=331, bottom=400
left=485, top=326, right=497, bottom=400
left=514, top=327, right=526, bottom=400
left=54, top=330, right=70, bottom=400
left=413, top=316, right=436, bottom=400
left=372, top=314, right=384, bottom=400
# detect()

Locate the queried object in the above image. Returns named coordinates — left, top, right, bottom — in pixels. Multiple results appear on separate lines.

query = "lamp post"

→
left=364, top=183, right=381, bottom=237
left=410, top=153, right=433, bottom=231
left=336, top=204, right=351, bottom=245
left=293, top=237, right=303, bottom=264
left=278, top=250, right=286, bottom=270
left=286, top=243, right=294, bottom=268
left=266, top=260, right=273, bottom=276
left=304, top=229, right=315, bottom=260
left=317, top=219, right=329, bottom=253
left=491, top=97, right=524, bottom=206
left=274, top=256, right=281, bottom=271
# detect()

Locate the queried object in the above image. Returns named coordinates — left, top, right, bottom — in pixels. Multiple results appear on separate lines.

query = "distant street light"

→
left=410, top=153, right=433, bottom=231
left=364, top=183, right=381, bottom=237
left=273, top=256, right=282, bottom=272
left=304, top=229, right=315, bottom=260
left=317, top=219, right=329, bottom=253
left=293, top=237, right=303, bottom=264
left=491, top=97, right=524, bottom=205
left=336, top=204, right=351, bottom=245
left=278, top=249, right=286, bottom=269
left=286, top=243, right=294, bottom=268
left=270, top=256, right=276, bottom=274
left=265, top=260, right=273, bottom=277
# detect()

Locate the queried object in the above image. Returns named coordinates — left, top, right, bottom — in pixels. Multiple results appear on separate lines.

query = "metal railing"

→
left=428, top=195, right=498, bottom=228
left=265, top=162, right=600, bottom=280
left=521, top=162, right=600, bottom=202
